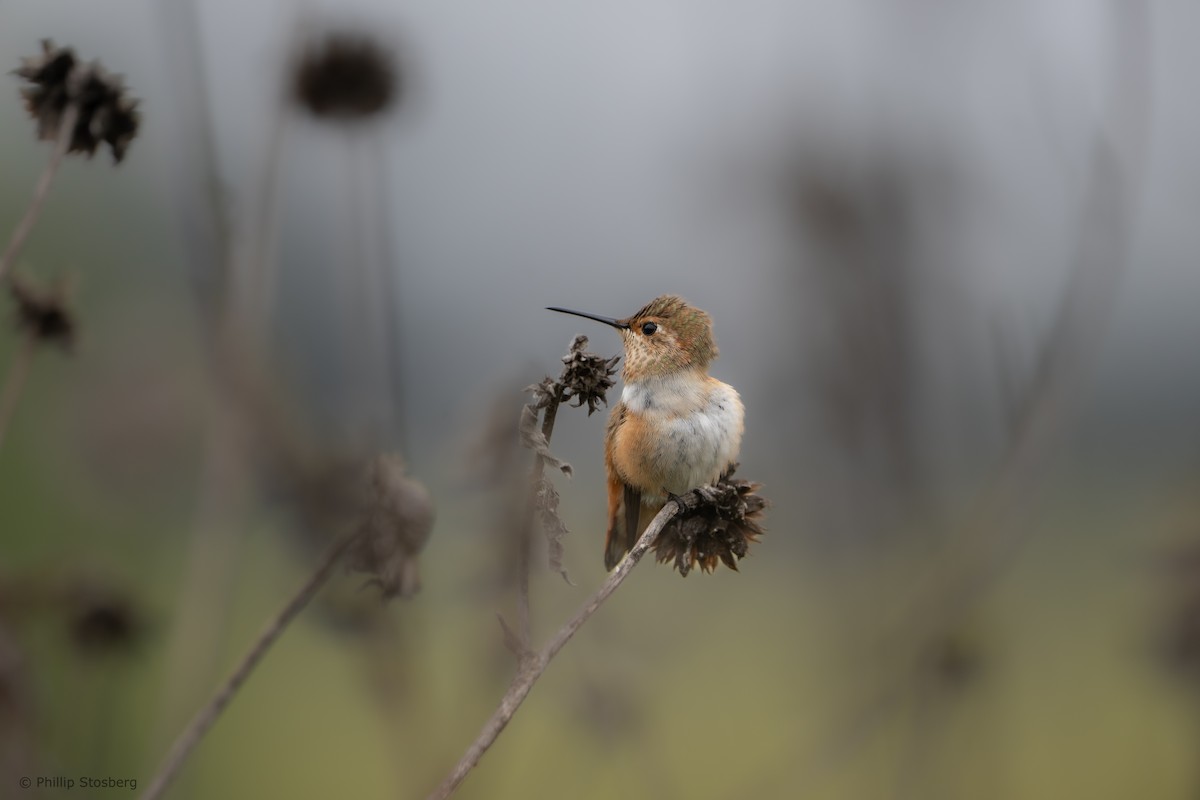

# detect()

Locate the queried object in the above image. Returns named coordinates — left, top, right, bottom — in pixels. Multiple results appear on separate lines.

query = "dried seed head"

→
left=14, top=39, right=140, bottom=162
left=654, top=467, right=767, bottom=576
left=292, top=32, right=399, bottom=122
left=1156, top=542, right=1200, bottom=684
left=559, top=335, right=620, bottom=416
left=9, top=276, right=75, bottom=350
left=14, top=40, right=73, bottom=136
left=346, top=454, right=435, bottom=600
left=928, top=634, right=984, bottom=691
left=67, top=585, right=145, bottom=656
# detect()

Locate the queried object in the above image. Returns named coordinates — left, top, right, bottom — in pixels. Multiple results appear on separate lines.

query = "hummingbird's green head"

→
left=547, top=295, right=718, bottom=381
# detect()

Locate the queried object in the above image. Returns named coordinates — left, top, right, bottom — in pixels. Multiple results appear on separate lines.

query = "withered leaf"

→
left=535, top=478, right=572, bottom=584
left=519, top=405, right=572, bottom=477
left=525, top=377, right=560, bottom=411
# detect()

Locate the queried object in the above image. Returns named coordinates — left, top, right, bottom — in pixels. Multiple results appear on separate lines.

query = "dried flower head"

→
left=654, top=467, right=766, bottom=576
left=346, top=454, right=435, bottom=599
left=14, top=39, right=140, bottom=162
left=1155, top=542, right=1200, bottom=684
left=67, top=585, right=145, bottom=655
left=558, top=335, right=620, bottom=416
left=928, top=633, right=984, bottom=690
left=292, top=32, right=399, bottom=122
left=9, top=275, right=75, bottom=349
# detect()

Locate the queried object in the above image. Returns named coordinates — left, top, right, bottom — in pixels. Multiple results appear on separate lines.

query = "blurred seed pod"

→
left=654, top=468, right=767, bottom=576
left=14, top=39, right=140, bottom=162
left=290, top=31, right=401, bottom=123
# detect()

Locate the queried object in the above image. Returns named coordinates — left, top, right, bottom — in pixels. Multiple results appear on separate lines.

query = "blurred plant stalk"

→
left=0, top=104, right=78, bottom=285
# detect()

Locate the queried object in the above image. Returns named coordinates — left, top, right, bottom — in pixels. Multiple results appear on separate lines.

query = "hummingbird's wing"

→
left=603, top=402, right=641, bottom=570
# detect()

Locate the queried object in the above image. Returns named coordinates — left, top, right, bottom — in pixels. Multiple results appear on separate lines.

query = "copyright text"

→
left=18, top=776, right=138, bottom=791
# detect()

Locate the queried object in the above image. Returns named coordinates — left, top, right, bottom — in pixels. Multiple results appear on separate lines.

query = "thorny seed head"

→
left=654, top=466, right=767, bottom=576
left=67, top=585, right=145, bottom=656
left=14, top=39, right=140, bottom=162
left=9, top=276, right=75, bottom=350
left=346, top=454, right=435, bottom=600
left=517, top=335, right=619, bottom=578
left=1155, top=542, right=1200, bottom=684
left=928, top=634, right=984, bottom=691
left=558, top=335, right=620, bottom=416
left=291, top=32, right=400, bottom=122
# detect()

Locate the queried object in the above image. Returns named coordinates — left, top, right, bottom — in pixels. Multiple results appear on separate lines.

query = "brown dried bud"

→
left=9, top=275, right=75, bottom=349
left=346, top=454, right=435, bottom=599
left=654, top=467, right=767, bottom=576
left=559, top=335, right=620, bottom=416
left=291, top=32, right=399, bottom=122
left=67, top=585, right=145, bottom=656
left=14, top=40, right=140, bottom=162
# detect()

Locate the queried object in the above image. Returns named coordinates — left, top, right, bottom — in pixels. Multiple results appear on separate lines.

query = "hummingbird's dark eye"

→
left=641, top=322, right=658, bottom=336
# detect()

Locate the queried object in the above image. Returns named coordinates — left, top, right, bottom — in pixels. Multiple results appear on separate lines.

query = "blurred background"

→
left=2, top=1, right=1199, bottom=798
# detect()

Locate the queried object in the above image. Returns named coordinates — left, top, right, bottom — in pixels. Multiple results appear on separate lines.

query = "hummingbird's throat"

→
left=620, top=370, right=711, bottom=416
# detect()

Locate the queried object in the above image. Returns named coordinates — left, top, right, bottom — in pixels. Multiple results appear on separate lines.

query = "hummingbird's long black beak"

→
left=546, top=307, right=629, bottom=329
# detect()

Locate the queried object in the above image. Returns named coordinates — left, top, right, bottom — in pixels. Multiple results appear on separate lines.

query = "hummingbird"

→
left=547, top=295, right=744, bottom=570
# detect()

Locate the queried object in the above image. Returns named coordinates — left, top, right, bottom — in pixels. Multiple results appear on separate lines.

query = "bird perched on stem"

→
left=548, top=296, right=744, bottom=570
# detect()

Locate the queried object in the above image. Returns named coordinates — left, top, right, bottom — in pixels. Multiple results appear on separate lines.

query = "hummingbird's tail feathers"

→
left=623, top=483, right=641, bottom=556
left=603, top=528, right=624, bottom=571
left=603, top=483, right=643, bottom=571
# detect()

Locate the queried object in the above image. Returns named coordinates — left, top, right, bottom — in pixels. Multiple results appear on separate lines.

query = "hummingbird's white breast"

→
left=619, top=371, right=744, bottom=504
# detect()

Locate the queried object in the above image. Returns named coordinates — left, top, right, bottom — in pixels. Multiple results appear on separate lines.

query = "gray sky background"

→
left=2, top=1, right=1198, bottom=514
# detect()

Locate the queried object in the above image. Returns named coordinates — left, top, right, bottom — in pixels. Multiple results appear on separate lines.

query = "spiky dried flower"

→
left=516, top=336, right=619, bottom=577
left=14, top=39, right=140, bottom=162
left=1155, top=542, right=1200, bottom=684
left=346, top=454, right=435, bottom=600
left=559, top=335, right=620, bottom=416
left=292, top=32, right=399, bottom=122
left=654, top=466, right=766, bottom=576
left=928, top=634, right=984, bottom=690
left=9, top=276, right=74, bottom=349
left=67, top=585, right=145, bottom=656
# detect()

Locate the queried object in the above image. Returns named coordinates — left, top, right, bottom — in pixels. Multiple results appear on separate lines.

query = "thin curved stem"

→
left=140, top=534, right=355, bottom=800
left=426, top=493, right=695, bottom=800
left=0, top=104, right=79, bottom=285
left=0, top=334, right=36, bottom=452
left=516, top=389, right=563, bottom=647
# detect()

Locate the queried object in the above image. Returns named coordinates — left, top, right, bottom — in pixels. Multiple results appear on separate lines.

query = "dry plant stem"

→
left=246, top=97, right=288, bottom=331
left=427, top=494, right=690, bottom=800
left=369, top=132, right=408, bottom=448
left=516, top=389, right=563, bottom=646
left=0, top=334, right=36, bottom=452
left=0, top=104, right=79, bottom=285
left=140, top=534, right=356, bottom=800
left=737, top=10, right=1151, bottom=800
